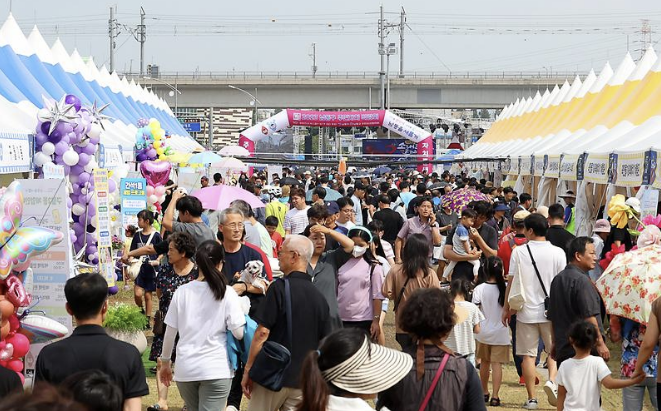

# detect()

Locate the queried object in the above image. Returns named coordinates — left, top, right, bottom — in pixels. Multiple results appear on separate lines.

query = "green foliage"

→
left=103, top=303, right=147, bottom=332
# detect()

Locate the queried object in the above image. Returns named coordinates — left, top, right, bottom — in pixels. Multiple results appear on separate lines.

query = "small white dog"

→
left=239, top=260, right=268, bottom=294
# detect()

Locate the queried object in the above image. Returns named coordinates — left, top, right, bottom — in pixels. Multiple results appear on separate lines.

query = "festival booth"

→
left=237, top=109, right=435, bottom=173
left=461, top=45, right=661, bottom=235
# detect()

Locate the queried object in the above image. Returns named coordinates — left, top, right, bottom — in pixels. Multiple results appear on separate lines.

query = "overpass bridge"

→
left=132, top=71, right=584, bottom=111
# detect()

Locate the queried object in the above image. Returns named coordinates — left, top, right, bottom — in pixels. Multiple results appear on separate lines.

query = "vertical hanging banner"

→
left=416, top=136, right=434, bottom=173
left=120, top=178, right=148, bottom=235
left=519, top=156, right=532, bottom=176
left=644, top=150, right=657, bottom=187
left=608, top=153, right=618, bottom=184
left=19, top=179, right=73, bottom=387
left=615, top=152, right=646, bottom=187
left=94, top=170, right=114, bottom=287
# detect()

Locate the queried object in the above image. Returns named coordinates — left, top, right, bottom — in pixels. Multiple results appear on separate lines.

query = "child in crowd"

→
left=443, top=208, right=480, bottom=281
left=445, top=279, right=484, bottom=366
left=472, top=256, right=510, bottom=407
left=265, top=216, right=283, bottom=256
left=556, top=320, right=644, bottom=411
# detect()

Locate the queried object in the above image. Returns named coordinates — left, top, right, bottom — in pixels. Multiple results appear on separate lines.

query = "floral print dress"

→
left=620, top=318, right=658, bottom=378
left=148, top=263, right=198, bottom=362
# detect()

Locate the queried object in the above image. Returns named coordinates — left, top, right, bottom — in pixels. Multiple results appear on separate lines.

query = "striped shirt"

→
left=284, top=206, right=310, bottom=235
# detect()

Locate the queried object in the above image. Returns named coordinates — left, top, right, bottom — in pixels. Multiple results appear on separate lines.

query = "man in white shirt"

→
left=284, top=187, right=310, bottom=235
left=502, top=213, right=566, bottom=410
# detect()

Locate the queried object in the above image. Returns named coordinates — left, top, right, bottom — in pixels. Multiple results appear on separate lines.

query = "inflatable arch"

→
left=238, top=109, right=434, bottom=172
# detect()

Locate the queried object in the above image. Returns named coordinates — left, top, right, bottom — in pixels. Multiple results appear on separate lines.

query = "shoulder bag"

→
left=417, top=352, right=450, bottom=411
left=249, top=277, right=292, bottom=392
left=507, top=249, right=527, bottom=311
left=126, top=231, right=155, bottom=280
left=393, top=274, right=411, bottom=313
left=526, top=244, right=550, bottom=317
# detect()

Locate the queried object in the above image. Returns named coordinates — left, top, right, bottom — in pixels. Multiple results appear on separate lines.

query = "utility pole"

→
left=139, top=7, right=146, bottom=76
left=311, top=43, right=317, bottom=78
left=639, top=19, right=652, bottom=60
left=379, top=5, right=386, bottom=110
left=108, top=6, right=116, bottom=73
left=399, top=7, right=405, bottom=78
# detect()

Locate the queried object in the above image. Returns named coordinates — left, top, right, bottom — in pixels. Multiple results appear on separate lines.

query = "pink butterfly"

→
left=0, top=182, right=64, bottom=280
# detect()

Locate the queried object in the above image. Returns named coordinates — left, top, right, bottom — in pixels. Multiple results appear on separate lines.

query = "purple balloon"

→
left=35, top=132, right=48, bottom=146
left=71, top=165, right=84, bottom=176
left=146, top=148, right=157, bottom=158
left=62, top=165, right=71, bottom=174
left=86, top=245, right=97, bottom=255
left=87, top=207, right=96, bottom=218
left=91, top=257, right=99, bottom=265
left=54, top=141, right=68, bottom=156
left=108, top=178, right=117, bottom=193
left=136, top=153, right=147, bottom=162
left=89, top=135, right=100, bottom=145
left=78, top=172, right=91, bottom=184
left=78, top=153, right=90, bottom=166
left=40, top=122, right=51, bottom=135
left=49, top=129, right=64, bottom=144
left=107, top=286, right=119, bottom=296
left=66, top=197, right=73, bottom=208
left=65, top=94, right=82, bottom=112
left=82, top=144, right=96, bottom=156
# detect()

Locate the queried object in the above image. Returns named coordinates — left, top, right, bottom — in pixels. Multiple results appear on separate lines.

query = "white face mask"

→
left=352, top=245, right=367, bottom=258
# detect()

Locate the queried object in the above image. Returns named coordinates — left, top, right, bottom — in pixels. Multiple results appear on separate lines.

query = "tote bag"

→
left=507, top=251, right=526, bottom=311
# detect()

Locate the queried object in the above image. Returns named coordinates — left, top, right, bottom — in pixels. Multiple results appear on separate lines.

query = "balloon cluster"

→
left=140, top=161, right=172, bottom=213
left=0, top=182, right=66, bottom=384
left=134, top=118, right=172, bottom=162
left=33, top=95, right=118, bottom=264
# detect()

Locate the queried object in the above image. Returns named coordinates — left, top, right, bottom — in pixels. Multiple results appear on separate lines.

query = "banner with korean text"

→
left=545, top=155, right=561, bottom=178
left=560, top=154, right=581, bottom=181
left=583, top=153, right=610, bottom=184
left=614, top=152, right=646, bottom=187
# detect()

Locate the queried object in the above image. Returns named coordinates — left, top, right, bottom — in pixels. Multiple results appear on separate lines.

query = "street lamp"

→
left=143, top=76, right=181, bottom=116
left=228, top=85, right=262, bottom=126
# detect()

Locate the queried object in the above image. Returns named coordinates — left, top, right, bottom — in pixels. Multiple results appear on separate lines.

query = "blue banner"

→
left=120, top=178, right=147, bottom=239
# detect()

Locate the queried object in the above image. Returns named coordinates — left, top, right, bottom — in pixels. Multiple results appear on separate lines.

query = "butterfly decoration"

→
left=0, top=182, right=64, bottom=280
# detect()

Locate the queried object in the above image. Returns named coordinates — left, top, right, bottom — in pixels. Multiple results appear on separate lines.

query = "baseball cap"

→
left=593, top=219, right=611, bottom=233
left=513, top=210, right=531, bottom=222
left=494, top=203, right=509, bottom=212
left=326, top=201, right=340, bottom=214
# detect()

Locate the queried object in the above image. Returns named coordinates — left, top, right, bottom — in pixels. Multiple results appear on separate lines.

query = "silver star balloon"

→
left=89, top=100, right=112, bottom=130
left=41, top=96, right=78, bottom=135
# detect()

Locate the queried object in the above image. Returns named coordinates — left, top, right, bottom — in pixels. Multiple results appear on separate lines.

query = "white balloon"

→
left=159, top=194, right=166, bottom=203
left=148, top=194, right=158, bottom=205
left=80, top=187, right=88, bottom=195
left=63, top=150, right=80, bottom=166
left=78, top=139, right=89, bottom=148
left=72, top=204, right=85, bottom=216
left=83, top=162, right=95, bottom=173
left=90, top=219, right=97, bottom=228
left=88, top=123, right=102, bottom=139
left=41, top=142, right=55, bottom=156
left=33, top=152, right=49, bottom=167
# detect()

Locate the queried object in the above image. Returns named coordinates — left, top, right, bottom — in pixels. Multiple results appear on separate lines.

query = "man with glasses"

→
left=335, top=197, right=356, bottom=234
left=217, top=207, right=267, bottom=411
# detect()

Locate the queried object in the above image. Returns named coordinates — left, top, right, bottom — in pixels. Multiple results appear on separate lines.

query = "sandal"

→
left=147, top=405, right=167, bottom=411
left=484, top=393, right=490, bottom=403
left=490, top=398, right=501, bottom=407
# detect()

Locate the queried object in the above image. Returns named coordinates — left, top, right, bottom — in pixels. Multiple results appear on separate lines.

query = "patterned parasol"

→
left=596, top=245, right=661, bottom=324
left=441, top=188, right=490, bottom=213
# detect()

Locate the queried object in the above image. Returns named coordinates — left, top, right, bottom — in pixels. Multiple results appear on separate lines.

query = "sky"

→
left=7, top=0, right=661, bottom=76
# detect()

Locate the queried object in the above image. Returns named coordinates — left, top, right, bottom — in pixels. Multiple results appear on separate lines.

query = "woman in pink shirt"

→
left=336, top=226, right=385, bottom=341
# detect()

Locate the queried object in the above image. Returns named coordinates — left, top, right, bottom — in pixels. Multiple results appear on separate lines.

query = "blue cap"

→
left=326, top=201, right=340, bottom=214
left=494, top=203, right=509, bottom=212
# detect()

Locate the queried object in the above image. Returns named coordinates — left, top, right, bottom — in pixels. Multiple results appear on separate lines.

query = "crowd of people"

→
left=0, top=166, right=658, bottom=411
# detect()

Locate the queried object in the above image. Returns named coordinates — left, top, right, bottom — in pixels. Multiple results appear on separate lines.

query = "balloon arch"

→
left=238, top=109, right=434, bottom=172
